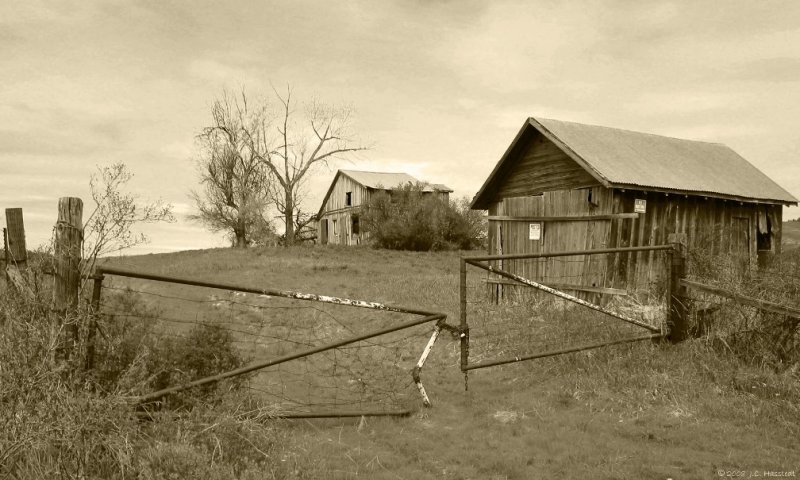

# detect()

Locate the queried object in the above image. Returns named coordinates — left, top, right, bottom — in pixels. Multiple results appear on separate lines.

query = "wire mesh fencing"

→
left=682, top=249, right=800, bottom=365
left=460, top=247, right=672, bottom=373
left=94, top=268, right=448, bottom=417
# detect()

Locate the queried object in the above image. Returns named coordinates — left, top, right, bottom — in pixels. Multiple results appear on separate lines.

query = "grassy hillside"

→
left=87, top=245, right=800, bottom=479
left=784, top=221, right=800, bottom=250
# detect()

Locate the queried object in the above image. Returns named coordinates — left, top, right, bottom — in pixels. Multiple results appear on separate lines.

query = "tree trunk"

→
left=284, top=190, right=295, bottom=247
left=234, top=232, right=247, bottom=248
left=233, top=218, right=248, bottom=248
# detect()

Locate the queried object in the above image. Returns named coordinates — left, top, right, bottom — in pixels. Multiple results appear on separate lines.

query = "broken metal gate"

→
left=458, top=246, right=675, bottom=384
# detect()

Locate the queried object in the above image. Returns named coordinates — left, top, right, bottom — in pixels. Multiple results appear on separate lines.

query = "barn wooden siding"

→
left=432, top=191, right=451, bottom=203
left=495, top=132, right=599, bottom=198
left=318, top=174, right=369, bottom=246
left=488, top=188, right=782, bottom=300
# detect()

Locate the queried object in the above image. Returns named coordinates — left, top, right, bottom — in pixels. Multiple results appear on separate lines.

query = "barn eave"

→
left=471, top=117, right=798, bottom=209
left=607, top=183, right=797, bottom=206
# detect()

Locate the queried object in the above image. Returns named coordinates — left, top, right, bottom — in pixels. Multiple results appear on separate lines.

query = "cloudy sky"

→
left=2, top=0, right=800, bottom=254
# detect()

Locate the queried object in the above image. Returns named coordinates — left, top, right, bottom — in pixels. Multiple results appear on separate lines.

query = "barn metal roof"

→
left=317, top=170, right=453, bottom=218
left=471, top=117, right=797, bottom=208
left=339, top=170, right=452, bottom=192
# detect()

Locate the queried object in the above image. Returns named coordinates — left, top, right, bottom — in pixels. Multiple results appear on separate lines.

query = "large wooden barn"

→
left=471, top=117, right=798, bottom=296
left=317, top=169, right=452, bottom=246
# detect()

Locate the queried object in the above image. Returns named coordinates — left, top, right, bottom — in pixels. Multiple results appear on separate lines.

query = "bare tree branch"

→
left=190, top=90, right=277, bottom=248
left=243, top=85, right=368, bottom=245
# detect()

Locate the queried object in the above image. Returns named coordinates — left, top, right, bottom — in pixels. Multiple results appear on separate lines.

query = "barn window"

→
left=345, top=192, right=352, bottom=206
left=757, top=209, right=772, bottom=251
left=351, top=214, right=360, bottom=235
left=333, top=219, right=338, bottom=235
left=587, top=187, right=599, bottom=207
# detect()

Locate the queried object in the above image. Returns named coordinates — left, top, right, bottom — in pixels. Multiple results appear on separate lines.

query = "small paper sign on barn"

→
left=529, top=222, right=541, bottom=241
left=634, top=199, right=647, bottom=213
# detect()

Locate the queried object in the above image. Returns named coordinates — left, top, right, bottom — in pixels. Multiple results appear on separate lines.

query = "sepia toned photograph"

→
left=1, top=1, right=799, bottom=478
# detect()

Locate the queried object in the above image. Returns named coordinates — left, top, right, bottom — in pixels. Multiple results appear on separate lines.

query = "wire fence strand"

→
left=98, top=274, right=440, bottom=415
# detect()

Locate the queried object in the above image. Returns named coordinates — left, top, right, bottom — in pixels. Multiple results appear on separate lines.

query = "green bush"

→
left=92, top=288, right=247, bottom=407
left=0, top=284, right=284, bottom=479
left=147, top=323, right=247, bottom=407
left=361, top=182, right=486, bottom=251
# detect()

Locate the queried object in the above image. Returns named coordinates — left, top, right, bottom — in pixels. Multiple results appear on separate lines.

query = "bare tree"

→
left=190, top=91, right=276, bottom=248
left=258, top=86, right=367, bottom=245
left=82, top=163, right=175, bottom=276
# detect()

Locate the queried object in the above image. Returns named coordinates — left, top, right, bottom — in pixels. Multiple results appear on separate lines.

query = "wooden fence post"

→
left=459, top=258, right=469, bottom=391
left=3, top=227, right=7, bottom=279
left=85, top=274, right=105, bottom=370
left=5, top=208, right=27, bottom=268
left=53, top=197, right=83, bottom=360
left=667, top=233, right=688, bottom=342
left=85, top=274, right=104, bottom=370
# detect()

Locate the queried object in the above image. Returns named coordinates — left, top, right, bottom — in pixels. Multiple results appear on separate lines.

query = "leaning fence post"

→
left=460, top=257, right=469, bottom=391
left=5, top=209, right=34, bottom=296
left=667, top=233, right=688, bottom=342
left=5, top=208, right=27, bottom=269
left=85, top=273, right=104, bottom=370
left=53, top=197, right=84, bottom=360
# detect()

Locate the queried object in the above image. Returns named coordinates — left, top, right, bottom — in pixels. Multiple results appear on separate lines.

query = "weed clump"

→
left=686, top=246, right=800, bottom=370
left=0, top=282, right=285, bottom=479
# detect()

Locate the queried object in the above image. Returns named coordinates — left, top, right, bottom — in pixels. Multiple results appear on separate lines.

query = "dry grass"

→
left=3, top=243, right=799, bottom=478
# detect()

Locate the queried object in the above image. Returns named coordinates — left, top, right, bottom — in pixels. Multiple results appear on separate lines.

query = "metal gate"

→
left=458, top=246, right=674, bottom=385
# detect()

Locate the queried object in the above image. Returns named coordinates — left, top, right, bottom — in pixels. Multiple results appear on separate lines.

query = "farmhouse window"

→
left=345, top=192, right=352, bottom=206
left=351, top=214, right=360, bottom=235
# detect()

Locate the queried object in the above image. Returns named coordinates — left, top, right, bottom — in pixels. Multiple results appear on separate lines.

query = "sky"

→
left=2, top=0, right=800, bottom=255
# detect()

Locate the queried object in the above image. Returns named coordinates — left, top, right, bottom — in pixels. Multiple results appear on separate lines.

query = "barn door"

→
left=320, top=219, right=328, bottom=245
left=732, top=216, right=751, bottom=272
left=732, top=217, right=750, bottom=256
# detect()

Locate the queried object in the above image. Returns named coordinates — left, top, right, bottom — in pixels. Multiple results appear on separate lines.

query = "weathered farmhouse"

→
left=471, top=117, right=798, bottom=295
left=317, top=169, right=452, bottom=245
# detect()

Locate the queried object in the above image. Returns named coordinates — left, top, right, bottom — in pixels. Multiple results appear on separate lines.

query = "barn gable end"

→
left=495, top=129, right=601, bottom=201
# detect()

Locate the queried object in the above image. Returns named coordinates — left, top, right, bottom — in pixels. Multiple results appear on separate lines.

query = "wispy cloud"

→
left=3, top=0, right=800, bottom=251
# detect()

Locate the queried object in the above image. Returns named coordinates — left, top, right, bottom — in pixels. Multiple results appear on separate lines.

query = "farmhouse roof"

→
left=471, top=117, right=798, bottom=209
left=317, top=169, right=453, bottom=217
left=338, top=170, right=452, bottom=192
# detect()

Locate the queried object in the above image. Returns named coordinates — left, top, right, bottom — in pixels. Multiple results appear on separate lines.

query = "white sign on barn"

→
left=529, top=222, right=541, bottom=241
left=634, top=199, right=647, bottom=213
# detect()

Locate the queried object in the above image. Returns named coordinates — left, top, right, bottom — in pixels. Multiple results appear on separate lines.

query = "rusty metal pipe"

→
left=137, top=313, right=446, bottom=404
left=465, top=260, right=660, bottom=332
left=96, top=266, right=445, bottom=318
left=136, top=409, right=413, bottom=421
left=465, top=245, right=674, bottom=263
left=464, top=333, right=664, bottom=371
left=270, top=410, right=413, bottom=419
